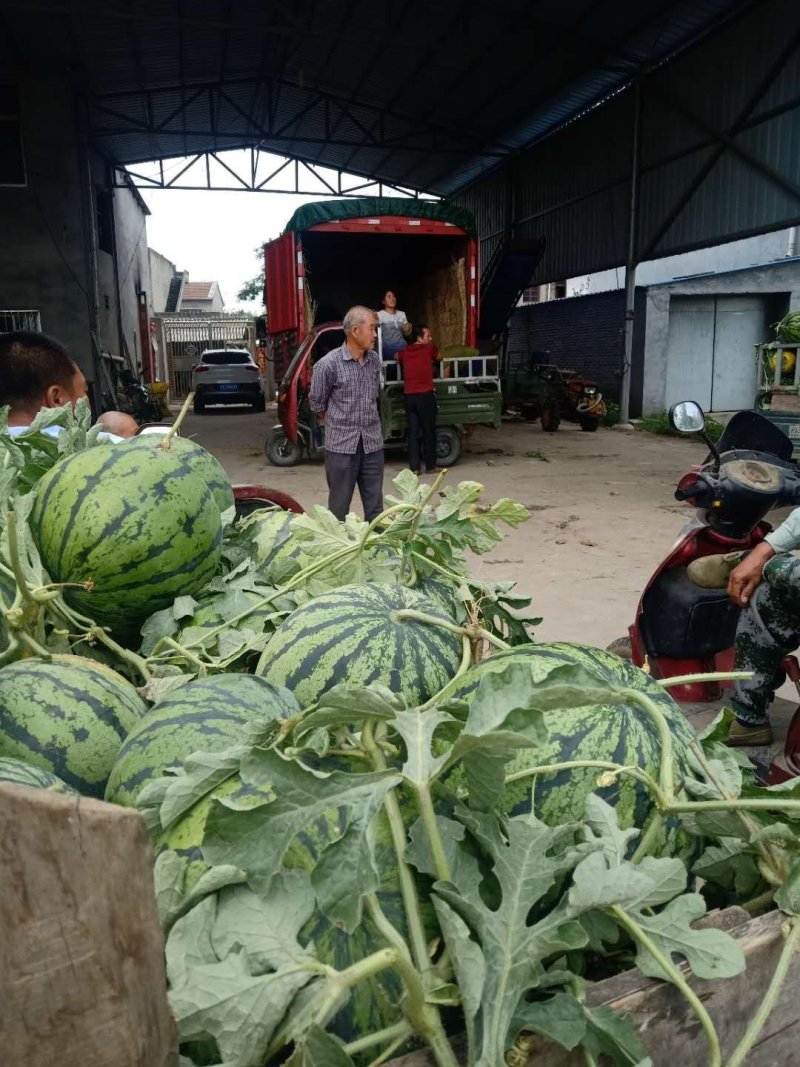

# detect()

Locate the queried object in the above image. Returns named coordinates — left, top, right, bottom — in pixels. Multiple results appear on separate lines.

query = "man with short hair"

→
left=310, top=306, right=384, bottom=521
left=397, top=323, right=440, bottom=474
left=0, top=330, right=127, bottom=442
left=0, top=331, right=88, bottom=434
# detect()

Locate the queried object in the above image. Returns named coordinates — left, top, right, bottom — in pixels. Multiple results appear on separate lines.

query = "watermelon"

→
left=0, top=756, right=77, bottom=794
left=440, top=642, right=696, bottom=857
left=0, top=569, right=15, bottom=651
left=28, top=443, right=223, bottom=637
left=127, top=435, right=235, bottom=514
left=105, top=674, right=298, bottom=806
left=256, top=583, right=462, bottom=707
left=0, top=655, right=146, bottom=797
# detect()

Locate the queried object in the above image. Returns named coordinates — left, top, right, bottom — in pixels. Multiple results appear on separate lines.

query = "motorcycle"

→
left=116, top=368, right=163, bottom=425
left=617, top=401, right=800, bottom=781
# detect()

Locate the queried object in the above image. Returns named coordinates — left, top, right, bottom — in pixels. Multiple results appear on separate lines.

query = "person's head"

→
left=343, top=305, right=377, bottom=354
left=413, top=323, right=432, bottom=344
left=0, top=331, right=87, bottom=423
left=382, top=290, right=398, bottom=312
left=98, top=410, right=139, bottom=438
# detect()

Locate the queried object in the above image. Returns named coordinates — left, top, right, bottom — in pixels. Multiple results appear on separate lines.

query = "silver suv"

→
left=191, top=349, right=265, bottom=413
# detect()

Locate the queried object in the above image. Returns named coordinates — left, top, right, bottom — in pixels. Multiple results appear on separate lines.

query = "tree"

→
left=237, top=244, right=265, bottom=307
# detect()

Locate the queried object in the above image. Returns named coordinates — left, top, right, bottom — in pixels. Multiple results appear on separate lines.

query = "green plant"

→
left=636, top=410, right=724, bottom=442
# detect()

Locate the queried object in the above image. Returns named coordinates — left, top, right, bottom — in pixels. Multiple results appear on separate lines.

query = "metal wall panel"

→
left=452, top=0, right=800, bottom=285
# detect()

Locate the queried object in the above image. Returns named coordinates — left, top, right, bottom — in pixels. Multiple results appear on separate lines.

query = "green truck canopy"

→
left=284, top=197, right=477, bottom=235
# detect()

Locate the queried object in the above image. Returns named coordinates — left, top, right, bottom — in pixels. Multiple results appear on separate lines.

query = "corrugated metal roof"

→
left=0, top=0, right=753, bottom=195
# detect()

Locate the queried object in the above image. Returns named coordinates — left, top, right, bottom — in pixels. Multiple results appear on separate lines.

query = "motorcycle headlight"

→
left=584, top=386, right=597, bottom=395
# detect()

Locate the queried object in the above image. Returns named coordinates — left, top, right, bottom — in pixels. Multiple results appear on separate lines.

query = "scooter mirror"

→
left=669, top=400, right=705, bottom=435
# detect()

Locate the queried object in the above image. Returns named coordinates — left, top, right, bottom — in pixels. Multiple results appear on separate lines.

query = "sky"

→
left=138, top=150, right=424, bottom=315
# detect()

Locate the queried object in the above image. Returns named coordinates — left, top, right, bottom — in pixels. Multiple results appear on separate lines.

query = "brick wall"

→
left=507, top=289, right=626, bottom=401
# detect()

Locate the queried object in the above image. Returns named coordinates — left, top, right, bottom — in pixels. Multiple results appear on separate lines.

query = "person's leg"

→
left=325, top=449, right=359, bottom=520
left=421, top=392, right=438, bottom=472
left=357, top=446, right=385, bottom=522
left=406, top=394, right=422, bottom=473
left=732, top=554, right=800, bottom=731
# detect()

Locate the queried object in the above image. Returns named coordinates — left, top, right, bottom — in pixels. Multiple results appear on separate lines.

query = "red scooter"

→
left=621, top=401, right=800, bottom=778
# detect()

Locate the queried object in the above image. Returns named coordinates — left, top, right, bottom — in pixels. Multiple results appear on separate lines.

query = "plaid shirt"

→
left=309, top=342, right=383, bottom=454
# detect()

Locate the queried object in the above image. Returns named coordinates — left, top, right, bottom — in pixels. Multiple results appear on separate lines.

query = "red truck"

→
left=264, top=197, right=479, bottom=384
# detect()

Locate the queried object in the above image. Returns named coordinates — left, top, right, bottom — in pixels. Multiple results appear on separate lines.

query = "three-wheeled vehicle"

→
left=264, top=323, right=502, bottom=468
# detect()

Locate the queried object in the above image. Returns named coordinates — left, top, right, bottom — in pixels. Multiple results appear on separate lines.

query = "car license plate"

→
left=789, top=425, right=800, bottom=439
left=218, top=383, right=239, bottom=391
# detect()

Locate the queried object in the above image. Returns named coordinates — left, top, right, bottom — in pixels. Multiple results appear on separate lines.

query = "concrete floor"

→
left=177, top=402, right=799, bottom=763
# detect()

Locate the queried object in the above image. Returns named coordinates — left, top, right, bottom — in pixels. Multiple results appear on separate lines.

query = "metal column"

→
left=618, top=82, right=641, bottom=425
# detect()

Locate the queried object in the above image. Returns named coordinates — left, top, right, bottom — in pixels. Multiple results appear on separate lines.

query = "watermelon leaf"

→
left=169, top=944, right=313, bottom=1067
left=203, top=748, right=402, bottom=932
left=580, top=1003, right=648, bottom=1065
left=167, top=873, right=322, bottom=1067
left=286, top=1026, right=355, bottom=1066
left=432, top=809, right=593, bottom=1066
left=509, top=992, right=587, bottom=1050
left=629, top=893, right=745, bottom=980
left=292, top=683, right=404, bottom=746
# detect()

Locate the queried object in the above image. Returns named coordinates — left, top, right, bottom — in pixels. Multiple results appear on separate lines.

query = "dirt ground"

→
left=179, top=404, right=799, bottom=757
left=182, top=405, right=701, bottom=650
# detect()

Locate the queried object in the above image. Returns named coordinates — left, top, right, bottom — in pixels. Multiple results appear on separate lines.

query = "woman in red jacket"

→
left=396, top=324, right=441, bottom=474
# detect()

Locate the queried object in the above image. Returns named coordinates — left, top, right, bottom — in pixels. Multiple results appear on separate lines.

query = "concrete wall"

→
left=0, top=76, right=94, bottom=377
left=640, top=259, right=800, bottom=414
left=0, top=75, right=151, bottom=391
left=508, top=289, right=626, bottom=399
left=569, top=228, right=798, bottom=297
left=149, top=249, right=176, bottom=313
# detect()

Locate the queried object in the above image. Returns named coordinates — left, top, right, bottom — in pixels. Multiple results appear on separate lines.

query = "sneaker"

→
left=725, top=718, right=774, bottom=747
left=686, top=551, right=746, bottom=589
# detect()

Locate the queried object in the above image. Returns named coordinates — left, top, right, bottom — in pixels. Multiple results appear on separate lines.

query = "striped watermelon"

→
left=105, top=674, right=298, bottom=807
left=0, top=569, right=15, bottom=651
left=0, top=655, right=146, bottom=797
left=256, top=583, right=462, bottom=707
left=0, top=756, right=77, bottom=794
left=127, top=435, right=235, bottom=514
left=440, top=642, right=696, bottom=858
left=29, top=443, right=223, bottom=637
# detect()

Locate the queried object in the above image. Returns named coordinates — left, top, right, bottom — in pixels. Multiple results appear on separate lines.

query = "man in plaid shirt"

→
left=310, top=305, right=384, bottom=520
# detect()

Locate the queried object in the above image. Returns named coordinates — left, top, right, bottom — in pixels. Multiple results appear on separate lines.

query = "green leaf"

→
left=631, top=893, right=745, bottom=980
left=583, top=792, right=639, bottom=865
left=211, top=873, right=316, bottom=971
left=406, top=814, right=482, bottom=895
left=510, top=992, right=587, bottom=1051
left=292, top=684, right=403, bottom=744
left=684, top=742, right=744, bottom=801
left=286, top=1026, right=355, bottom=1067
left=431, top=895, right=485, bottom=1050
left=776, top=856, right=800, bottom=914
left=202, top=748, right=401, bottom=932
left=433, top=809, right=591, bottom=1066
left=166, top=894, right=218, bottom=989
left=158, top=745, right=252, bottom=832
left=393, top=706, right=456, bottom=786
left=169, top=946, right=312, bottom=1067
left=569, top=850, right=686, bottom=913
left=582, top=1004, right=647, bottom=1065
left=692, top=839, right=762, bottom=898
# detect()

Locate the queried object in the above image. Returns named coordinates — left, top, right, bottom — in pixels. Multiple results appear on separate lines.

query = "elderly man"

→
left=310, top=306, right=384, bottom=521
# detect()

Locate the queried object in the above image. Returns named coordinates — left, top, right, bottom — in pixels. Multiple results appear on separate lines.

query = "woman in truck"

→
left=377, top=290, right=412, bottom=360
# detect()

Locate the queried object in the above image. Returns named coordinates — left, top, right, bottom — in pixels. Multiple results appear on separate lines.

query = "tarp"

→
left=284, top=197, right=477, bottom=235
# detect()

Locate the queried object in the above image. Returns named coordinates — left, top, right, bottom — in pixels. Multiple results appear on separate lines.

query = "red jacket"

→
left=397, top=342, right=439, bottom=394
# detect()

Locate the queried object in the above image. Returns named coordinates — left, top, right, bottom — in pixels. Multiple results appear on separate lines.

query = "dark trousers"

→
left=324, top=442, right=385, bottom=521
left=405, top=391, right=437, bottom=472
left=732, top=554, right=800, bottom=726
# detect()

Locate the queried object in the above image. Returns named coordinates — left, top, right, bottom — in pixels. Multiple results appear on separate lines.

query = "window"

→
left=0, top=85, right=25, bottom=187
left=96, top=189, right=114, bottom=255
left=0, top=309, right=40, bottom=332
left=199, top=350, right=253, bottom=365
left=520, top=286, right=541, bottom=305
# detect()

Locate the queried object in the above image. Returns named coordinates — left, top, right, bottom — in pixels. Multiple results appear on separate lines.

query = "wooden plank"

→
left=386, top=908, right=800, bottom=1066
left=0, top=784, right=177, bottom=1067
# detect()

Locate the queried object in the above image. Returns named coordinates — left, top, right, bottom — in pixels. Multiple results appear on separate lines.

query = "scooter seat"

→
left=640, top=566, right=740, bottom=659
